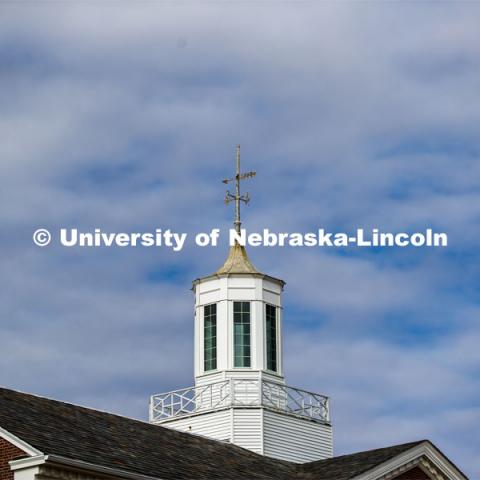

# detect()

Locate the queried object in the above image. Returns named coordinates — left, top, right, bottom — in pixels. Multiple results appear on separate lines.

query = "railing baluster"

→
left=150, top=379, right=329, bottom=423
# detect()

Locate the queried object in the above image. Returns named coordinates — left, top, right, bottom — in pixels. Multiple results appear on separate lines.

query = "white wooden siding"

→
left=160, top=406, right=332, bottom=463
left=263, top=409, right=333, bottom=463
left=195, top=371, right=226, bottom=386
left=232, top=408, right=263, bottom=454
left=161, top=410, right=231, bottom=442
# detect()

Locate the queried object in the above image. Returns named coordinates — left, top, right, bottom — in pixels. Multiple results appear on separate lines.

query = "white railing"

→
left=150, top=379, right=329, bottom=424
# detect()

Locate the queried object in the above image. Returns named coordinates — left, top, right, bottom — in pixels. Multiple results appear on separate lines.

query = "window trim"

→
left=265, top=303, right=278, bottom=373
left=203, top=303, right=217, bottom=373
left=232, top=301, right=251, bottom=369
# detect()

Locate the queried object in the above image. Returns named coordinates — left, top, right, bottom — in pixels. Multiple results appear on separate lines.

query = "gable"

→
left=392, top=466, right=431, bottom=480
left=349, top=443, right=469, bottom=480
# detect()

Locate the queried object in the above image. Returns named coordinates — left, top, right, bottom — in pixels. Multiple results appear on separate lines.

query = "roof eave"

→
left=192, top=272, right=286, bottom=290
left=349, top=441, right=469, bottom=480
left=10, top=454, right=167, bottom=480
left=0, top=425, right=43, bottom=457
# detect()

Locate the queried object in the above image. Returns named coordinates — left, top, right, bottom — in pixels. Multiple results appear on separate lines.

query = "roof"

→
left=0, top=387, right=294, bottom=480
left=299, top=441, right=424, bottom=480
left=192, top=243, right=285, bottom=287
left=0, top=387, right=461, bottom=480
left=215, top=243, right=261, bottom=275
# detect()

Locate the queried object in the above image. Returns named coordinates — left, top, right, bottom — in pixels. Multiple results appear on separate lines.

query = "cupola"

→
left=150, top=146, right=332, bottom=463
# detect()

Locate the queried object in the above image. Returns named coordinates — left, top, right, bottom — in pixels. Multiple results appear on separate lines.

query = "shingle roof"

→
left=299, top=441, right=424, bottom=480
left=0, top=387, right=435, bottom=480
left=0, top=387, right=295, bottom=480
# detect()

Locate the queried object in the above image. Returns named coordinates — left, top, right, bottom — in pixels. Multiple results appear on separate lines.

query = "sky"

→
left=0, top=1, right=479, bottom=477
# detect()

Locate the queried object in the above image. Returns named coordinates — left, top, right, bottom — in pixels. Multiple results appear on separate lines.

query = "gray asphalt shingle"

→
left=0, top=387, right=431, bottom=480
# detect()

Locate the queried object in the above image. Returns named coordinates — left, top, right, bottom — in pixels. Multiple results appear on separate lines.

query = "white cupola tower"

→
left=150, top=146, right=333, bottom=463
left=193, top=241, right=286, bottom=387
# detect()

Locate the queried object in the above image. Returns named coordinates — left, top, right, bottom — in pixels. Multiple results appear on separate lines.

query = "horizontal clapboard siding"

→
left=263, top=409, right=333, bottom=463
left=195, top=372, right=226, bottom=386
left=232, top=408, right=263, bottom=454
left=160, top=407, right=332, bottom=463
left=162, top=410, right=231, bottom=442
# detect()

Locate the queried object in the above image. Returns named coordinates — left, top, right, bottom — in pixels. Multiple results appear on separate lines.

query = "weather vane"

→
left=223, top=145, right=256, bottom=234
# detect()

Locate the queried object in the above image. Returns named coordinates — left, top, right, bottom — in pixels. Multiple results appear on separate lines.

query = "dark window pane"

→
left=266, top=304, right=277, bottom=372
left=233, top=301, right=251, bottom=368
left=204, top=303, right=217, bottom=371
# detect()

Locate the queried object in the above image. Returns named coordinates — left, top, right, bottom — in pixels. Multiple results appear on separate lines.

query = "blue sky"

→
left=0, top=2, right=479, bottom=477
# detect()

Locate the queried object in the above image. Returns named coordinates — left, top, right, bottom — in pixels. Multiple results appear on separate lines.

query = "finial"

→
left=223, top=145, right=256, bottom=234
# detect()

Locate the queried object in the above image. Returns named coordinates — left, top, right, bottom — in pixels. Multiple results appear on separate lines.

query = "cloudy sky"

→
left=1, top=1, right=479, bottom=477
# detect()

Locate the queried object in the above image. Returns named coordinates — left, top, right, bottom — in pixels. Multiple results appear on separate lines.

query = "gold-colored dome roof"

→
left=215, top=242, right=261, bottom=275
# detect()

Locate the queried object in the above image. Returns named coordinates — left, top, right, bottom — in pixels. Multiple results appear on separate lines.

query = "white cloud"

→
left=0, top=2, right=479, bottom=477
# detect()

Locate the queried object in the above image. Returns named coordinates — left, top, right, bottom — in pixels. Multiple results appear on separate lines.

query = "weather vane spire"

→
left=223, top=145, right=256, bottom=234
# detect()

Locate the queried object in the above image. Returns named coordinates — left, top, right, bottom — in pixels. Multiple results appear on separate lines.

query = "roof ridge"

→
left=0, top=386, right=150, bottom=427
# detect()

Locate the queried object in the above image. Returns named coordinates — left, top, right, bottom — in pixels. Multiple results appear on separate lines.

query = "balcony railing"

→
left=149, top=379, right=329, bottom=424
